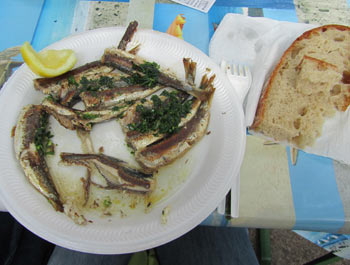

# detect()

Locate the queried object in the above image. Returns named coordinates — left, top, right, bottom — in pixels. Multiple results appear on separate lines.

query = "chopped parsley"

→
left=45, top=95, right=58, bottom=103
left=68, top=75, right=115, bottom=92
left=68, top=76, right=79, bottom=87
left=121, top=62, right=160, bottom=88
left=126, top=142, right=135, bottom=155
left=116, top=111, right=125, bottom=119
left=112, top=105, right=122, bottom=112
left=103, top=197, right=112, bottom=208
left=80, top=113, right=101, bottom=120
left=127, top=90, right=193, bottom=135
left=111, top=100, right=135, bottom=112
left=79, top=77, right=100, bottom=92
left=35, top=112, right=55, bottom=156
left=98, top=76, right=114, bottom=88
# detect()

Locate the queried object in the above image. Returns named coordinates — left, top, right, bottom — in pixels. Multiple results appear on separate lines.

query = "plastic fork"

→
left=220, top=61, right=252, bottom=105
left=217, top=61, right=252, bottom=218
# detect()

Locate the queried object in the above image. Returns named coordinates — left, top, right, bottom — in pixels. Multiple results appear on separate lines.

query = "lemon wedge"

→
left=21, top=41, right=77, bottom=77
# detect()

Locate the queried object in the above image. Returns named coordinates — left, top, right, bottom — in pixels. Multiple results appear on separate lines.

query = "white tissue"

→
left=209, top=13, right=315, bottom=126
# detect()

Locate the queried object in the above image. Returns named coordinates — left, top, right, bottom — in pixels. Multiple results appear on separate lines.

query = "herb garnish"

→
left=80, top=76, right=115, bottom=92
left=126, top=142, right=135, bottom=155
left=45, top=95, right=58, bottom=103
left=68, top=75, right=115, bottom=92
left=35, top=112, right=55, bottom=156
left=116, top=111, right=125, bottom=119
left=111, top=100, right=135, bottom=112
left=103, top=196, right=112, bottom=208
left=98, top=76, right=114, bottom=88
left=121, top=62, right=160, bottom=88
left=68, top=76, right=79, bottom=87
left=80, top=113, right=101, bottom=120
left=128, top=90, right=192, bottom=135
left=112, top=105, right=122, bottom=112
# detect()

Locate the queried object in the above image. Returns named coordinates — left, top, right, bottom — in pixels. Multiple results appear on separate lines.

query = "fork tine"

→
left=232, top=64, right=238, bottom=76
left=244, top=65, right=251, bottom=78
left=239, top=65, right=245, bottom=76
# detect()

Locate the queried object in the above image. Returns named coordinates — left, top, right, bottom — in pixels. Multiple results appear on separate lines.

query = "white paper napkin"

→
left=209, top=13, right=350, bottom=165
left=209, top=13, right=316, bottom=125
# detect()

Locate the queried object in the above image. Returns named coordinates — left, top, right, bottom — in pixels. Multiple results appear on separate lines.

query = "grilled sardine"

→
left=42, top=98, right=127, bottom=131
left=118, top=21, right=138, bottom=51
left=134, top=100, right=211, bottom=173
left=120, top=95, right=201, bottom=151
left=132, top=68, right=216, bottom=172
left=60, top=153, right=155, bottom=193
left=34, top=61, right=114, bottom=105
left=14, top=105, right=63, bottom=211
left=80, top=84, right=164, bottom=110
left=101, top=49, right=212, bottom=101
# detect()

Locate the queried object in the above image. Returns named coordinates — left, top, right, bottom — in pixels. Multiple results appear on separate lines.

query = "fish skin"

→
left=76, top=108, right=128, bottom=125
left=80, top=84, right=164, bottom=110
left=42, top=98, right=127, bottom=131
left=34, top=61, right=114, bottom=105
left=118, top=21, right=138, bottom=50
left=134, top=100, right=211, bottom=173
left=101, top=48, right=212, bottom=101
left=60, top=153, right=155, bottom=193
left=101, top=48, right=136, bottom=75
left=183, top=58, right=197, bottom=86
left=42, top=98, right=83, bottom=130
left=14, top=105, right=63, bottom=212
left=120, top=96, right=202, bottom=151
left=131, top=67, right=215, bottom=172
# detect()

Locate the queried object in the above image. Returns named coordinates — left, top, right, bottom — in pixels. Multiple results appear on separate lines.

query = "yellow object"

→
left=20, top=41, right=77, bottom=77
left=166, top=14, right=186, bottom=39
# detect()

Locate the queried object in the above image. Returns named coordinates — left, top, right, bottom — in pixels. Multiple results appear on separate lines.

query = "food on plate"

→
left=80, top=84, right=164, bottom=110
left=21, top=41, right=77, bottom=78
left=135, top=97, right=213, bottom=172
left=117, top=20, right=138, bottom=50
left=102, top=48, right=213, bottom=101
left=13, top=105, right=63, bottom=212
left=251, top=24, right=350, bottom=148
left=34, top=62, right=117, bottom=106
left=130, top=63, right=215, bottom=172
left=60, top=152, right=155, bottom=193
left=119, top=92, right=201, bottom=151
left=13, top=21, right=216, bottom=224
left=42, top=97, right=128, bottom=131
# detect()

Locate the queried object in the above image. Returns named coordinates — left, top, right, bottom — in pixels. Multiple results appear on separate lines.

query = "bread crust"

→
left=251, top=24, right=350, bottom=131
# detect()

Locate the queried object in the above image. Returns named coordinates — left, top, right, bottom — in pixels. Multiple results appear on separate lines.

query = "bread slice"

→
left=251, top=25, right=350, bottom=148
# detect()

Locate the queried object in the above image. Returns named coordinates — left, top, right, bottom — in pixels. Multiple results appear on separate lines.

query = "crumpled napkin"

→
left=209, top=13, right=316, bottom=125
left=209, top=13, right=350, bottom=165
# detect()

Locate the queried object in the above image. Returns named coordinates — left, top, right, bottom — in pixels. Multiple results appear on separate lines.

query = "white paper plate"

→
left=0, top=27, right=246, bottom=254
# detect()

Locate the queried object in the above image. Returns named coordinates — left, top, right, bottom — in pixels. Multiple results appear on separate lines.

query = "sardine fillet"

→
left=60, top=153, right=155, bottom=194
left=101, top=48, right=212, bottom=101
left=80, top=85, right=163, bottom=110
left=14, top=105, right=63, bottom=212
left=121, top=97, right=201, bottom=151
left=42, top=98, right=126, bottom=131
left=34, top=61, right=114, bottom=105
left=135, top=101, right=210, bottom=172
